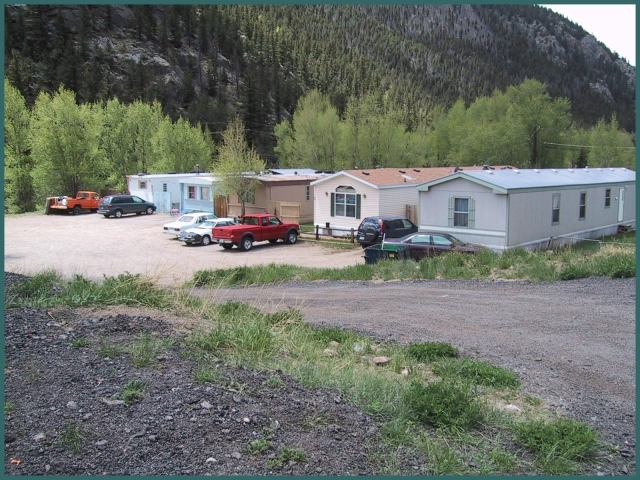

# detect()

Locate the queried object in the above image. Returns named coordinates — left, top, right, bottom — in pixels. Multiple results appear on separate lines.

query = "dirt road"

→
left=4, top=212, right=362, bottom=286
left=192, top=277, right=636, bottom=461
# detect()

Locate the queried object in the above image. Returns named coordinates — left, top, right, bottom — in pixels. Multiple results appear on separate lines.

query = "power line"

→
left=542, top=142, right=636, bottom=150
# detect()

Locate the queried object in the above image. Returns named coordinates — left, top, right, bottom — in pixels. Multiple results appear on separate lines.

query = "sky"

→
left=539, top=4, right=636, bottom=66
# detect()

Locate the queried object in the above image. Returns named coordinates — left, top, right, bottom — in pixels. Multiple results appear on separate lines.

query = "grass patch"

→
left=60, top=423, right=87, bottom=453
left=265, top=374, right=285, bottom=388
left=406, top=342, right=458, bottom=362
left=127, top=334, right=175, bottom=367
left=432, top=358, right=521, bottom=389
left=404, top=380, right=483, bottom=430
left=513, top=418, right=599, bottom=474
left=267, top=446, right=307, bottom=469
left=70, top=337, right=90, bottom=348
left=246, top=438, right=273, bottom=454
left=119, top=379, right=146, bottom=404
left=194, top=366, right=223, bottom=384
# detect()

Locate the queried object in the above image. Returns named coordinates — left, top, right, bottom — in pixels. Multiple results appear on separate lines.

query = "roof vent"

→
left=413, top=168, right=420, bottom=172
left=362, top=171, right=370, bottom=175
left=569, top=169, right=574, bottom=172
left=551, top=169, right=558, bottom=172
left=399, top=170, right=406, bottom=174
left=610, top=168, right=615, bottom=171
left=533, top=169, right=540, bottom=173
left=454, top=166, right=463, bottom=172
left=513, top=169, right=520, bottom=174
left=487, top=170, right=494, bottom=174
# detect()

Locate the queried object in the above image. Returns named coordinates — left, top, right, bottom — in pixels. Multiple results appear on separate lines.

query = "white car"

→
left=178, top=217, right=238, bottom=246
left=163, top=212, right=217, bottom=237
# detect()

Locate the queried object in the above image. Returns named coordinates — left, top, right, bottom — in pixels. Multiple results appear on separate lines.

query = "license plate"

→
left=358, top=236, right=365, bottom=240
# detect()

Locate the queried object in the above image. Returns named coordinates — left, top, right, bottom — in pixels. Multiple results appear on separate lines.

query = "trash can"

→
left=363, top=243, right=410, bottom=265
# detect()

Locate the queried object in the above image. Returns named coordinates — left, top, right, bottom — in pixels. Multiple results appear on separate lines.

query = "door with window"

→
left=618, top=188, right=625, bottom=222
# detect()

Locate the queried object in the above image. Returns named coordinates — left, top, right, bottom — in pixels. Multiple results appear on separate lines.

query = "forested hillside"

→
left=4, top=4, right=636, bottom=213
left=5, top=3, right=635, bottom=157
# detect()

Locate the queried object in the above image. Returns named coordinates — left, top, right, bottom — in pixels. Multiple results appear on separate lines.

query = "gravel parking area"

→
left=4, top=212, right=363, bottom=286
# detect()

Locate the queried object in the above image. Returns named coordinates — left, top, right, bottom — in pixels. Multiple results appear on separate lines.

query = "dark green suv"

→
left=97, top=195, right=157, bottom=218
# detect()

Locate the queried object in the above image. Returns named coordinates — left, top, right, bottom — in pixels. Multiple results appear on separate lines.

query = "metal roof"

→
left=418, top=167, right=635, bottom=192
left=269, top=168, right=319, bottom=175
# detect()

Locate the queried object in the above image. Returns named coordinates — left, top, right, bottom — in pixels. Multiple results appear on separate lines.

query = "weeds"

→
left=246, top=438, right=273, bottom=454
left=127, top=334, right=175, bottom=367
left=432, top=358, right=521, bottom=389
left=119, top=379, right=146, bottom=404
left=406, top=342, right=458, bottom=362
left=70, top=337, right=90, bottom=348
left=194, top=366, right=222, bottom=384
left=265, top=374, right=285, bottom=388
left=61, top=423, right=87, bottom=452
left=405, top=380, right=483, bottom=430
left=267, top=446, right=307, bottom=469
left=513, top=418, right=598, bottom=474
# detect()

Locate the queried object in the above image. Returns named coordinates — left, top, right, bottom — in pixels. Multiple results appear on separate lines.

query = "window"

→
left=188, top=186, right=196, bottom=199
left=334, top=186, right=356, bottom=218
left=579, top=192, right=586, bottom=220
left=453, top=198, right=469, bottom=227
left=138, top=181, right=147, bottom=189
left=432, top=235, right=453, bottom=247
left=162, top=183, right=168, bottom=193
left=552, top=193, right=561, bottom=224
left=306, top=186, right=310, bottom=201
left=605, top=189, right=611, bottom=208
left=200, top=187, right=210, bottom=201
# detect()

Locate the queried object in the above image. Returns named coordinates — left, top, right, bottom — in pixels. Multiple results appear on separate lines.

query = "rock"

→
left=102, top=398, right=126, bottom=406
left=231, top=451, right=242, bottom=459
left=503, top=404, right=522, bottom=414
left=33, top=433, right=45, bottom=441
left=206, top=457, right=217, bottom=463
left=66, top=401, right=78, bottom=409
left=401, top=367, right=409, bottom=376
left=323, top=348, right=337, bottom=357
left=328, top=341, right=340, bottom=348
left=373, top=356, right=390, bottom=366
left=201, top=401, right=212, bottom=409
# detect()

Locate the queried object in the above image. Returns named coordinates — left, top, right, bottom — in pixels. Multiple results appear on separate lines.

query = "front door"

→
left=618, top=187, right=625, bottom=222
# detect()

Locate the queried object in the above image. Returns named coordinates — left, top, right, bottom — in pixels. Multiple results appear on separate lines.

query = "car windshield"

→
left=199, top=221, right=217, bottom=228
left=178, top=215, right=195, bottom=223
left=449, top=236, right=466, bottom=246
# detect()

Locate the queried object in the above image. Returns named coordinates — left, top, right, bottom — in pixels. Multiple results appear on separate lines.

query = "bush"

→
left=404, top=380, right=483, bottom=430
left=406, top=342, right=458, bottom=362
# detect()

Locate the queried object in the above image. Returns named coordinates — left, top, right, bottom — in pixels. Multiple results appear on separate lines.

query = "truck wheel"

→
left=221, top=244, right=233, bottom=249
left=201, top=235, right=211, bottom=246
left=73, top=205, right=81, bottom=215
left=239, top=236, right=253, bottom=251
left=146, top=207, right=154, bottom=215
left=114, top=209, right=123, bottom=218
left=284, top=230, right=298, bottom=244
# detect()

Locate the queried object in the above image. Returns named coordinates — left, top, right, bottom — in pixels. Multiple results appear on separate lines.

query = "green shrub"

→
left=119, top=379, right=146, bottom=404
left=432, top=359, right=520, bottom=389
left=404, top=380, right=483, bottom=430
left=559, top=263, right=593, bottom=280
left=406, top=342, right=458, bottom=362
left=311, top=326, right=351, bottom=344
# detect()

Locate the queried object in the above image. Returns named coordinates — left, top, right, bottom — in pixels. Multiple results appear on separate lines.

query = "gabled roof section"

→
left=310, top=166, right=501, bottom=188
left=417, top=167, right=636, bottom=192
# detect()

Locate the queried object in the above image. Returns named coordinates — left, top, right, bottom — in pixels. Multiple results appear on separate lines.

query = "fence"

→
left=306, top=225, right=357, bottom=244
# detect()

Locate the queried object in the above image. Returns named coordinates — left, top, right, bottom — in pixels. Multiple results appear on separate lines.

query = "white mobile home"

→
left=310, top=166, right=499, bottom=235
left=416, top=167, right=636, bottom=251
left=127, top=173, right=220, bottom=214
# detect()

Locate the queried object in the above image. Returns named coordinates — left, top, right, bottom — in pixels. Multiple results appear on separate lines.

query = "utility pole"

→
left=530, top=125, right=540, bottom=168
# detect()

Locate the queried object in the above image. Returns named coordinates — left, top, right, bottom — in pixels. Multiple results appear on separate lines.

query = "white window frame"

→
left=200, top=186, right=210, bottom=201
left=605, top=189, right=611, bottom=208
left=552, top=193, right=561, bottom=225
left=579, top=191, right=586, bottom=220
left=335, top=187, right=356, bottom=218
left=453, top=197, right=469, bottom=227
left=138, top=180, right=147, bottom=189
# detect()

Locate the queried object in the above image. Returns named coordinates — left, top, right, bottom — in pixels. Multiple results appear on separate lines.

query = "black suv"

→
left=97, top=195, right=157, bottom=218
left=356, top=216, right=418, bottom=248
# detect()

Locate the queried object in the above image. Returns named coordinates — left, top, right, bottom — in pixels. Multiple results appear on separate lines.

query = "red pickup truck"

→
left=212, top=213, right=300, bottom=251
